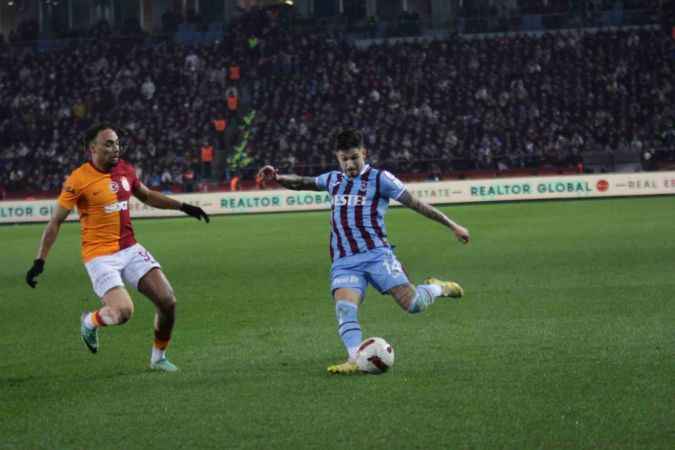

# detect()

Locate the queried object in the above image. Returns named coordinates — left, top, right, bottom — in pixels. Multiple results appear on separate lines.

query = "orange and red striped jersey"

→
left=57, top=160, right=140, bottom=262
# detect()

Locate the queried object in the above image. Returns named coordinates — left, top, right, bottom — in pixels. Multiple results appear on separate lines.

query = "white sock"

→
left=151, top=346, right=166, bottom=363
left=84, top=312, right=97, bottom=330
left=425, top=284, right=443, bottom=297
left=347, top=346, right=359, bottom=362
left=409, top=284, right=445, bottom=314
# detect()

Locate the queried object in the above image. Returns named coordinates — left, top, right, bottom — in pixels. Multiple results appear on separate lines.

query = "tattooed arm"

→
left=275, top=174, right=321, bottom=191
left=256, top=165, right=321, bottom=191
left=398, top=191, right=470, bottom=244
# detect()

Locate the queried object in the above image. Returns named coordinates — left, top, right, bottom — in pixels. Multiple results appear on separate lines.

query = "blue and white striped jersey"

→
left=315, top=165, right=407, bottom=261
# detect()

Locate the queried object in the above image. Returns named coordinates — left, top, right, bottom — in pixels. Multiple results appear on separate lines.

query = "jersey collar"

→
left=88, top=160, right=110, bottom=174
left=343, top=164, right=370, bottom=179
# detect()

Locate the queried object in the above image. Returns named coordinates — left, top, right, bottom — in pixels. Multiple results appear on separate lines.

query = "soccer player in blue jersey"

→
left=257, top=129, right=470, bottom=374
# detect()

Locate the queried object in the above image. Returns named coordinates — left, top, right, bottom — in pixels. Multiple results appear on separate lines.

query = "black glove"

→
left=26, top=259, right=45, bottom=288
left=181, top=203, right=210, bottom=223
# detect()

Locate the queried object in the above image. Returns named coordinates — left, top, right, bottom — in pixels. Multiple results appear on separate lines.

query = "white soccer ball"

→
left=355, top=337, right=395, bottom=374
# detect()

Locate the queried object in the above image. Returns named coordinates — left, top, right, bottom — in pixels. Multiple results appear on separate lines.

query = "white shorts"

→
left=84, top=243, right=161, bottom=298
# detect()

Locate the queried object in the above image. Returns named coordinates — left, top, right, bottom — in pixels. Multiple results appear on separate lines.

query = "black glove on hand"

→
left=181, top=203, right=210, bottom=223
left=26, top=259, right=45, bottom=288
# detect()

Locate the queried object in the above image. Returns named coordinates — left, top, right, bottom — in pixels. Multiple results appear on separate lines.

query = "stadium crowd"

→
left=458, top=0, right=658, bottom=17
left=248, top=25, right=675, bottom=176
left=0, top=22, right=249, bottom=196
left=0, top=6, right=674, bottom=197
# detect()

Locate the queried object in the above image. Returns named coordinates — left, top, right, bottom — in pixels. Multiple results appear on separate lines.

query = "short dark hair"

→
left=333, top=129, right=364, bottom=152
left=83, top=123, right=117, bottom=151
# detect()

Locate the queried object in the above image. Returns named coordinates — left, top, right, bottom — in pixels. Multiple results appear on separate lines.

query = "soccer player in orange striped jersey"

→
left=25, top=123, right=210, bottom=372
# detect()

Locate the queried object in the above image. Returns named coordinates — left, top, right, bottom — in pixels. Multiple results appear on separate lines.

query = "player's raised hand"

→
left=256, top=165, right=278, bottom=184
left=180, top=203, right=210, bottom=223
left=452, top=225, right=470, bottom=244
left=25, top=259, right=45, bottom=288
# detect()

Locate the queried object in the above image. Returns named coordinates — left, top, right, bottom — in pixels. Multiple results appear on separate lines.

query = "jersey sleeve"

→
left=128, top=163, right=141, bottom=192
left=379, top=170, right=407, bottom=200
left=315, top=171, right=335, bottom=192
left=56, top=172, right=81, bottom=210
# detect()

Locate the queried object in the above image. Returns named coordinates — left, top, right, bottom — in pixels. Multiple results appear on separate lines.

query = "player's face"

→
left=91, top=129, right=120, bottom=170
left=336, top=147, right=367, bottom=177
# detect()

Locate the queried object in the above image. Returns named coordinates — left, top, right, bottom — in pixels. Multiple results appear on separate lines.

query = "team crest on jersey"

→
left=110, top=181, right=119, bottom=193
left=358, top=180, right=368, bottom=192
left=121, top=177, right=131, bottom=192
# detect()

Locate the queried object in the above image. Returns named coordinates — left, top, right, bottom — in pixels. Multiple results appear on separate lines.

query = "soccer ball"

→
left=355, top=337, right=395, bottom=374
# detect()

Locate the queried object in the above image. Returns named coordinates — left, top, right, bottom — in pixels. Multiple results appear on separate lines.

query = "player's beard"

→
left=104, top=154, right=119, bottom=170
left=346, top=165, right=361, bottom=177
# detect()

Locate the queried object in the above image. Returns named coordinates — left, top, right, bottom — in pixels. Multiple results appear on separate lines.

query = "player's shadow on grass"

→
left=0, top=368, right=150, bottom=387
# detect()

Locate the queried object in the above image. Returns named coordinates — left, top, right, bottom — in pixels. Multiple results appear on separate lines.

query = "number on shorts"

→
left=382, top=259, right=402, bottom=275
left=139, top=250, right=156, bottom=264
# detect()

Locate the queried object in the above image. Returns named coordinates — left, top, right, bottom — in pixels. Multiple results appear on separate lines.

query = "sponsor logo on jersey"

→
left=121, top=177, right=131, bottom=192
left=104, top=200, right=128, bottom=213
left=333, top=194, right=366, bottom=206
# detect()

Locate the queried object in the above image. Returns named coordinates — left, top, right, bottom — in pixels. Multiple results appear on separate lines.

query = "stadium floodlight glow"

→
left=7, top=0, right=15, bottom=6
left=259, top=0, right=294, bottom=7
left=239, top=0, right=294, bottom=9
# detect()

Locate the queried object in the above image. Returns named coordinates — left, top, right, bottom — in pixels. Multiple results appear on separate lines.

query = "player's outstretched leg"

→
left=409, top=278, right=463, bottom=313
left=327, top=289, right=362, bottom=375
left=424, top=278, right=463, bottom=298
left=389, top=279, right=463, bottom=314
left=80, top=312, right=100, bottom=353
left=80, top=287, right=135, bottom=353
left=138, top=269, right=178, bottom=372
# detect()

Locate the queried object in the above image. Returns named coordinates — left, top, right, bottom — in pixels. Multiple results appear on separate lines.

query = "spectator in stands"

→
left=229, top=63, right=241, bottom=82
left=230, top=174, right=240, bottom=191
left=161, top=167, right=173, bottom=191
left=226, top=86, right=239, bottom=114
left=183, top=167, right=196, bottom=192
left=141, top=77, right=156, bottom=100
left=212, top=114, right=227, bottom=148
left=200, top=141, right=214, bottom=179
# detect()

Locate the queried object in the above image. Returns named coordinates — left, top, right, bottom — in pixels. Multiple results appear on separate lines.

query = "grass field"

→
left=1, top=196, right=673, bottom=450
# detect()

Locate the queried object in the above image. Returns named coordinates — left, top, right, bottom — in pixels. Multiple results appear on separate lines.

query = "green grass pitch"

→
left=1, top=196, right=673, bottom=450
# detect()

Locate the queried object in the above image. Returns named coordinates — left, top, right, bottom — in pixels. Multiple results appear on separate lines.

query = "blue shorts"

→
left=330, top=247, right=410, bottom=299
